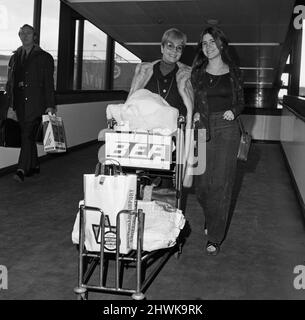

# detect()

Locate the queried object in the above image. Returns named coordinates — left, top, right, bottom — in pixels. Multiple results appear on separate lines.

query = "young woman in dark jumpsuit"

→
left=191, top=26, right=244, bottom=255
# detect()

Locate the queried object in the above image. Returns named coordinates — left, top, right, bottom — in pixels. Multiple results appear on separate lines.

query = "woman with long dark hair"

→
left=191, top=26, right=244, bottom=255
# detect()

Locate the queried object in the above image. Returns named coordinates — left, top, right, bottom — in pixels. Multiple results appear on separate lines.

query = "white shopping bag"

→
left=42, top=114, right=67, bottom=153
left=132, top=200, right=186, bottom=252
left=72, top=174, right=137, bottom=254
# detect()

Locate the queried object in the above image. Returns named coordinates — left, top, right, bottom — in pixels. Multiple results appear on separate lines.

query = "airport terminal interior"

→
left=0, top=0, right=305, bottom=300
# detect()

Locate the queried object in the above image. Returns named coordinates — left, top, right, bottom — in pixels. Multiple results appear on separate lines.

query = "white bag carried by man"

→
left=72, top=162, right=137, bottom=254
left=42, top=114, right=67, bottom=153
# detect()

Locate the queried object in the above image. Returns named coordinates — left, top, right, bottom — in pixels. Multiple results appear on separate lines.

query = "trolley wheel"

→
left=80, top=292, right=88, bottom=300
left=74, top=286, right=88, bottom=300
left=131, top=292, right=145, bottom=300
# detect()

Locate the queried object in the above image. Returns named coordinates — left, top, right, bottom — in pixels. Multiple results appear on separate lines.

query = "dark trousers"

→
left=18, top=118, right=41, bottom=174
left=195, top=112, right=240, bottom=244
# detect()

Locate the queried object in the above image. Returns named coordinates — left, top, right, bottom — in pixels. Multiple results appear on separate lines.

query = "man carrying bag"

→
left=5, top=24, right=56, bottom=182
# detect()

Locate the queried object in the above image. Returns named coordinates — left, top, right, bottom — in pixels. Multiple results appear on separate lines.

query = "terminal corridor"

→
left=0, top=142, right=304, bottom=300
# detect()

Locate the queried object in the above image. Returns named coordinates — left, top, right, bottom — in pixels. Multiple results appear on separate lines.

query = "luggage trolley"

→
left=74, top=116, right=186, bottom=300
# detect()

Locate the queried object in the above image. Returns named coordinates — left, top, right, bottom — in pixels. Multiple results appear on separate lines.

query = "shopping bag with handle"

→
left=72, top=159, right=137, bottom=254
left=42, top=113, right=67, bottom=153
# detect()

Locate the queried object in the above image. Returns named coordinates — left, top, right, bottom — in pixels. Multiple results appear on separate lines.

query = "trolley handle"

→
left=177, top=115, right=185, bottom=129
left=107, top=118, right=117, bottom=129
left=80, top=204, right=104, bottom=214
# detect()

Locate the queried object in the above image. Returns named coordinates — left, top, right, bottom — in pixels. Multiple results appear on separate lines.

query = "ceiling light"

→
left=206, top=19, right=219, bottom=25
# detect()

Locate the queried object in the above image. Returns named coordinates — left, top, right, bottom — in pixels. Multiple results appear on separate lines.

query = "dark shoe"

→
left=206, top=241, right=220, bottom=256
left=13, top=170, right=25, bottom=182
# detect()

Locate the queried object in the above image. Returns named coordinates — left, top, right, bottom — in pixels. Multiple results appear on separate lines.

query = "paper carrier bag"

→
left=72, top=173, right=137, bottom=254
left=42, top=114, right=67, bottom=153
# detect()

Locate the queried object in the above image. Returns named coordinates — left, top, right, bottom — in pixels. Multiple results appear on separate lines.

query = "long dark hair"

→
left=192, top=26, right=240, bottom=77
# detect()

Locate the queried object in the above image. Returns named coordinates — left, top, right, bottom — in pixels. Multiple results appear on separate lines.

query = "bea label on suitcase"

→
left=105, top=131, right=172, bottom=169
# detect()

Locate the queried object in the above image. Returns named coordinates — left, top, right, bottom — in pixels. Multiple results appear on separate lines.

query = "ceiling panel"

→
left=65, top=0, right=296, bottom=86
left=66, top=0, right=294, bottom=42
left=103, top=24, right=290, bottom=43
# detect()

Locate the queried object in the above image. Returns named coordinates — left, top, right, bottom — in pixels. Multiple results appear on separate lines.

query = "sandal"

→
left=206, top=241, right=220, bottom=256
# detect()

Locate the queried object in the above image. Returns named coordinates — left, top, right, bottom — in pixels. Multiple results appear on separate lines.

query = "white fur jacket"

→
left=128, top=60, right=194, bottom=187
left=128, top=60, right=194, bottom=128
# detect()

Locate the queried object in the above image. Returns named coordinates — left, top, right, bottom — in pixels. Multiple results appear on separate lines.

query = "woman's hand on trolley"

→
left=223, top=110, right=235, bottom=121
left=193, top=112, right=202, bottom=123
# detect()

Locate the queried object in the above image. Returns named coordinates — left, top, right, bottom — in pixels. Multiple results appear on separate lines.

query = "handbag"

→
left=0, top=118, right=21, bottom=148
left=237, top=118, right=251, bottom=162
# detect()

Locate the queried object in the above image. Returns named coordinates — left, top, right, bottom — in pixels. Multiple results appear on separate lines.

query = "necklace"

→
left=157, top=76, right=174, bottom=100
left=205, top=72, right=222, bottom=88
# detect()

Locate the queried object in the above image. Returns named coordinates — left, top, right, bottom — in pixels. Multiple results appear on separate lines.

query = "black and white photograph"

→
left=0, top=0, right=304, bottom=315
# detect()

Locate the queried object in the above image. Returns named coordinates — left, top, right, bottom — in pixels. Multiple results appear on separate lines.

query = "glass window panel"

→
left=0, top=0, right=34, bottom=90
left=73, top=20, right=80, bottom=90
left=114, top=42, right=141, bottom=91
left=40, top=0, right=60, bottom=88
left=81, top=21, right=107, bottom=90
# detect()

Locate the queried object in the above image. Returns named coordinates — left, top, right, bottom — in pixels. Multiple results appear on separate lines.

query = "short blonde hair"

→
left=161, top=28, right=187, bottom=46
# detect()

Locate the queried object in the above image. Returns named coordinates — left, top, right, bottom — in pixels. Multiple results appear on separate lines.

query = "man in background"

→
left=5, top=24, right=56, bottom=182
